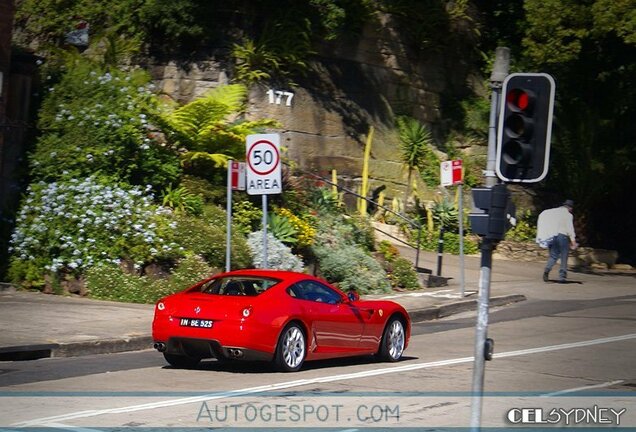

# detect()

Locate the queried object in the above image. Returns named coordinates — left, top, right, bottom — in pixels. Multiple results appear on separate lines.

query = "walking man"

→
left=536, top=200, right=578, bottom=283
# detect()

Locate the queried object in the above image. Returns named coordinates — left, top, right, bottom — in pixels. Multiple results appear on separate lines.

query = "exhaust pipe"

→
left=154, top=342, right=166, bottom=352
left=228, top=348, right=244, bottom=358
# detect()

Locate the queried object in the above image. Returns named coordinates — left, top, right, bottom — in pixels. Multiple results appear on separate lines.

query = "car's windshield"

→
left=200, top=276, right=280, bottom=296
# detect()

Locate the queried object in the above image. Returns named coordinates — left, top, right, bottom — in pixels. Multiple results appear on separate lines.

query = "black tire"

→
left=274, top=323, right=306, bottom=372
left=378, top=317, right=405, bottom=362
left=163, top=352, right=201, bottom=369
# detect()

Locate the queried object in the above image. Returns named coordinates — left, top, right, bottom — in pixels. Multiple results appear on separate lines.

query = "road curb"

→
left=0, top=336, right=153, bottom=361
left=409, top=294, right=526, bottom=322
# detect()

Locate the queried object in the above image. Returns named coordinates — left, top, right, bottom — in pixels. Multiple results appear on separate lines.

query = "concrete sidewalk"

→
left=0, top=250, right=529, bottom=361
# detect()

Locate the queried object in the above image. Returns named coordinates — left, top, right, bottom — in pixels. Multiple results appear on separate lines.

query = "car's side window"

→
left=288, top=280, right=342, bottom=304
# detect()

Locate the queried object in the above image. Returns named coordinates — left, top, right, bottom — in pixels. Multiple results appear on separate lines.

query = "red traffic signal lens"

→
left=506, top=89, right=531, bottom=111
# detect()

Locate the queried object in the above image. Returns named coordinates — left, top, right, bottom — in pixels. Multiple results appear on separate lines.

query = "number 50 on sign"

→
left=246, top=134, right=282, bottom=195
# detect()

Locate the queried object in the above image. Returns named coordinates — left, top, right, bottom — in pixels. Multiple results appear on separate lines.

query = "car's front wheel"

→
left=274, top=323, right=306, bottom=372
left=378, top=317, right=405, bottom=362
left=163, top=352, right=201, bottom=369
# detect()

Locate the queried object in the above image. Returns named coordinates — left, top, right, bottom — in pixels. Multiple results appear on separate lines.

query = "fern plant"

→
left=161, top=84, right=280, bottom=169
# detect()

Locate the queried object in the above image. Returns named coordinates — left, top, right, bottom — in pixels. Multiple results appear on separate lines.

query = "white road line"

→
left=541, top=380, right=625, bottom=397
left=12, top=333, right=636, bottom=427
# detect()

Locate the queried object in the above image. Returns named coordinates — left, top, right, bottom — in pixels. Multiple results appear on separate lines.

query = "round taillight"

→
left=242, top=307, right=251, bottom=318
left=157, top=302, right=165, bottom=311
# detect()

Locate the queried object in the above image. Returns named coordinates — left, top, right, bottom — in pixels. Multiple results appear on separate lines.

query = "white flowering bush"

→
left=247, top=231, right=304, bottom=272
left=8, top=177, right=182, bottom=287
left=31, top=60, right=179, bottom=190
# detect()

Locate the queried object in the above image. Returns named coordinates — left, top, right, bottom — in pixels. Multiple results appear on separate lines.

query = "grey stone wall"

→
left=148, top=13, right=457, bottom=199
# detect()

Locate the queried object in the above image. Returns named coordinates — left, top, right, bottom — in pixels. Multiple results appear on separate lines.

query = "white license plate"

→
left=179, top=318, right=213, bottom=328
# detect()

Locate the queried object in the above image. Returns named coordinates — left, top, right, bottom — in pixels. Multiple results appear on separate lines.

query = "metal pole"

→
left=225, top=161, right=233, bottom=272
left=262, top=194, right=268, bottom=269
left=470, top=239, right=493, bottom=430
left=415, top=225, right=422, bottom=270
left=459, top=184, right=465, bottom=297
left=436, top=226, right=444, bottom=276
left=485, top=47, right=509, bottom=188
left=470, top=46, right=509, bottom=431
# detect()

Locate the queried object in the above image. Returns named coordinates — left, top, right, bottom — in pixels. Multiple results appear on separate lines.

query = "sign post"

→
left=226, top=161, right=246, bottom=272
left=440, top=160, right=465, bottom=296
left=246, top=134, right=282, bottom=269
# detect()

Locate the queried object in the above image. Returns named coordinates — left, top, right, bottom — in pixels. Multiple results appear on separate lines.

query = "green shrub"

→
left=86, top=254, right=215, bottom=304
left=161, top=184, right=203, bottom=215
left=505, top=210, right=537, bottom=243
left=314, top=244, right=391, bottom=294
left=173, top=210, right=251, bottom=270
left=232, top=200, right=263, bottom=235
left=377, top=240, right=421, bottom=290
left=389, top=257, right=421, bottom=290
left=417, top=230, right=479, bottom=255
left=32, top=60, right=179, bottom=191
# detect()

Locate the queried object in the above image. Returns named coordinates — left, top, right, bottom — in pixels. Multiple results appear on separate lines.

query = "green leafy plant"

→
left=161, top=184, right=203, bottom=215
left=86, top=254, right=215, bottom=304
left=397, top=116, right=433, bottom=205
left=232, top=200, right=263, bottom=235
left=161, top=84, right=280, bottom=174
left=32, top=59, right=180, bottom=191
left=431, top=199, right=459, bottom=231
left=314, top=244, right=391, bottom=294
left=505, top=210, right=537, bottom=243
left=172, top=209, right=252, bottom=270
left=268, top=212, right=298, bottom=245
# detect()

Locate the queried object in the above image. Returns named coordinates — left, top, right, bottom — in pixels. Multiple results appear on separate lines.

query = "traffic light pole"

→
left=485, top=47, right=509, bottom=188
left=470, top=238, right=494, bottom=430
left=470, top=47, right=509, bottom=431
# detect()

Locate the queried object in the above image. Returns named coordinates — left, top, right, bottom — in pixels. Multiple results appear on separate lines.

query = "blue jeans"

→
left=545, top=234, right=570, bottom=280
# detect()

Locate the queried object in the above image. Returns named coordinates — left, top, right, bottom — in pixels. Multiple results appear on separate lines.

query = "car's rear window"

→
left=199, top=276, right=280, bottom=296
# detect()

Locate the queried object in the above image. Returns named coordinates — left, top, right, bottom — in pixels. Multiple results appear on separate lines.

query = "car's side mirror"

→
left=347, top=291, right=360, bottom=302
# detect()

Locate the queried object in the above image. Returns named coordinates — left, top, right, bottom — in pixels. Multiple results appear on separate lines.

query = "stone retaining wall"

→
left=496, top=241, right=633, bottom=271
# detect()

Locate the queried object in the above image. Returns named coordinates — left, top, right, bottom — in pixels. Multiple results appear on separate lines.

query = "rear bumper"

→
left=159, top=337, right=273, bottom=362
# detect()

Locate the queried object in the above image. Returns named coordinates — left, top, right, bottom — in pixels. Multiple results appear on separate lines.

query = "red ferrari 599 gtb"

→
left=152, top=269, right=410, bottom=372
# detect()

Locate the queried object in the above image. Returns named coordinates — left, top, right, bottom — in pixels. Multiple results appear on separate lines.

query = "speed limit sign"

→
left=246, top=133, right=282, bottom=195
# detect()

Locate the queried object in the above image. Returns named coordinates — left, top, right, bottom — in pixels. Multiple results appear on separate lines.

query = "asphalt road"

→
left=1, top=281, right=635, bottom=429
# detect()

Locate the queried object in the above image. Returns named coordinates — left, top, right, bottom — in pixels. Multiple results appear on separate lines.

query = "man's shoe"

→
left=543, top=272, right=549, bottom=282
left=558, top=279, right=567, bottom=284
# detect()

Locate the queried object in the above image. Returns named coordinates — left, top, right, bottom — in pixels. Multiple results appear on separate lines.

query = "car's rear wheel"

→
left=163, top=352, right=201, bottom=369
left=378, top=317, right=405, bottom=362
left=274, top=323, right=306, bottom=372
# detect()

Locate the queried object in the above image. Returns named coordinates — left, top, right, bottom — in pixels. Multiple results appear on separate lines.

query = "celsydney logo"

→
left=507, top=406, right=626, bottom=426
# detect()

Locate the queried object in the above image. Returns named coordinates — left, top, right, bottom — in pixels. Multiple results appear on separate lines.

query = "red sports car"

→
left=152, top=269, right=410, bottom=372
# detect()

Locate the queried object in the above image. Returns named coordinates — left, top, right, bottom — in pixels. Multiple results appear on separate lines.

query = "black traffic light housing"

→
left=469, top=184, right=515, bottom=241
left=496, top=73, right=555, bottom=183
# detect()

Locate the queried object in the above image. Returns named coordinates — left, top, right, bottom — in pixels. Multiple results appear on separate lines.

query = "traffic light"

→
left=496, top=73, right=555, bottom=183
left=469, top=184, right=515, bottom=241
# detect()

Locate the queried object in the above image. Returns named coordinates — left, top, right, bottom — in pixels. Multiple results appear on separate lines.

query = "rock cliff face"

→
left=150, top=13, right=476, bottom=198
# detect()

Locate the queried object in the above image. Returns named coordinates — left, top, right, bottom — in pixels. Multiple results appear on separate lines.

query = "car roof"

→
left=218, top=269, right=318, bottom=283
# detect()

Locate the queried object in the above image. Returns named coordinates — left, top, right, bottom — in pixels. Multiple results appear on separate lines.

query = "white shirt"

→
left=536, top=206, right=576, bottom=247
